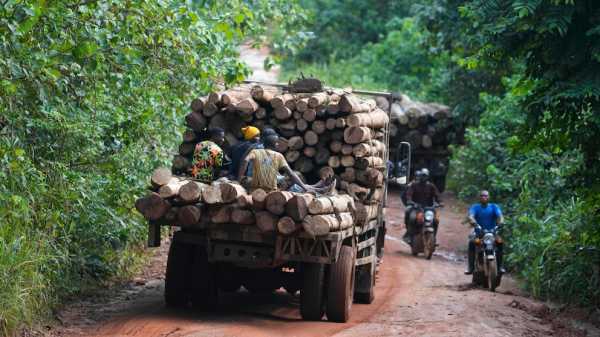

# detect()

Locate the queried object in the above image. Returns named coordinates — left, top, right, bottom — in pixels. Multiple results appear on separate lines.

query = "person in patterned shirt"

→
left=189, top=128, right=225, bottom=183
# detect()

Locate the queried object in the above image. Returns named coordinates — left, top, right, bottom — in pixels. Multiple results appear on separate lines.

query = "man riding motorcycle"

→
left=403, top=168, right=442, bottom=244
left=465, top=190, right=505, bottom=275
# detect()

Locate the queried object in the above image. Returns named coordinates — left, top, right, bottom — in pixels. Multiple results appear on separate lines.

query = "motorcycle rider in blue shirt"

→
left=465, top=190, right=505, bottom=275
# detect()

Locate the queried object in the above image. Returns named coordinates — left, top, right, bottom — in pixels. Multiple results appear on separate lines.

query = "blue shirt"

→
left=469, top=203, right=502, bottom=231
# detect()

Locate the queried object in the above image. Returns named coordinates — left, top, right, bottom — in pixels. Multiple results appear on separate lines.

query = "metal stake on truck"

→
left=142, top=80, right=411, bottom=323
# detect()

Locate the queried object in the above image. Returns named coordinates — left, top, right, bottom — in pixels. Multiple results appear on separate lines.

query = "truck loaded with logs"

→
left=134, top=78, right=410, bottom=323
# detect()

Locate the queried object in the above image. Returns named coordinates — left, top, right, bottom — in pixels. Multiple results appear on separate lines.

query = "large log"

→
left=277, top=216, right=301, bottom=235
left=235, top=98, right=259, bottom=115
left=285, top=150, right=300, bottom=163
left=354, top=203, right=379, bottom=227
left=293, top=110, right=302, bottom=120
left=303, top=109, right=317, bottom=122
left=251, top=189, right=267, bottom=210
left=341, top=144, right=354, bottom=156
left=340, top=155, right=355, bottom=167
left=210, top=204, right=234, bottom=223
left=347, top=110, right=389, bottom=128
left=265, top=190, right=294, bottom=215
left=255, top=211, right=279, bottom=232
left=328, top=155, right=340, bottom=168
left=356, top=168, right=384, bottom=187
left=274, top=106, right=292, bottom=120
left=270, top=94, right=294, bottom=109
left=343, top=126, right=373, bottom=144
left=251, top=85, right=277, bottom=103
left=207, top=91, right=221, bottom=105
left=339, top=94, right=368, bottom=113
left=353, top=139, right=386, bottom=157
left=221, top=90, right=250, bottom=106
left=236, top=194, right=253, bottom=208
left=285, top=193, right=315, bottom=222
left=255, top=107, right=267, bottom=119
left=329, top=140, right=342, bottom=153
left=135, top=192, right=171, bottom=221
left=326, top=118, right=337, bottom=130
left=151, top=167, right=173, bottom=188
left=311, top=120, right=326, bottom=134
left=220, top=182, right=246, bottom=203
left=185, top=112, right=207, bottom=132
left=391, top=103, right=408, bottom=125
left=203, top=102, right=219, bottom=117
left=303, top=146, right=316, bottom=158
left=304, top=130, right=319, bottom=146
left=158, top=178, right=188, bottom=199
left=288, top=136, right=304, bottom=150
left=296, top=119, right=308, bottom=132
left=375, top=96, right=390, bottom=111
left=335, top=117, right=347, bottom=129
left=355, top=156, right=385, bottom=170
left=296, top=98, right=309, bottom=112
left=202, top=183, right=222, bottom=204
left=231, top=208, right=255, bottom=225
left=177, top=205, right=203, bottom=227
left=303, top=213, right=354, bottom=236
left=308, top=194, right=355, bottom=215
left=309, top=92, right=328, bottom=108
left=190, top=97, right=205, bottom=113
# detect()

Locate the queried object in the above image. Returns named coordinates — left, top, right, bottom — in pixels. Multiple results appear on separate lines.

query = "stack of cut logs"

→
left=137, top=82, right=389, bottom=236
left=379, top=94, right=453, bottom=191
left=135, top=168, right=380, bottom=236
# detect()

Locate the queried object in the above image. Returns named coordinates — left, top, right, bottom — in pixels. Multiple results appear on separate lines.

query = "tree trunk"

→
left=354, top=203, right=379, bottom=227
left=203, top=102, right=219, bottom=117
left=274, top=106, right=292, bottom=120
left=231, top=208, right=255, bottom=225
left=296, top=118, right=308, bottom=132
left=185, top=112, right=207, bottom=132
left=177, top=204, right=203, bottom=227
left=207, top=91, right=222, bottom=105
left=202, top=183, right=222, bottom=204
left=210, top=204, right=234, bottom=223
left=151, top=167, right=173, bottom=189
left=344, top=126, right=373, bottom=144
left=391, top=103, right=408, bottom=125
left=277, top=216, right=301, bottom=235
left=304, top=130, right=319, bottom=146
left=308, top=194, right=355, bottom=214
left=296, top=98, right=309, bottom=112
left=355, top=156, right=385, bottom=170
left=221, top=90, right=250, bottom=106
left=303, top=146, right=316, bottom=158
left=329, top=140, right=342, bottom=153
left=255, top=211, right=279, bottom=233
left=265, top=190, right=294, bottom=215
left=311, top=120, right=326, bottom=134
left=158, top=178, right=188, bottom=199
left=179, top=181, right=207, bottom=203
left=288, top=136, right=304, bottom=150
left=341, top=155, right=355, bottom=167
left=303, top=213, right=354, bottom=236
left=335, top=117, right=346, bottom=129
left=271, top=94, right=294, bottom=109
left=303, top=109, right=317, bottom=122
left=341, top=144, right=354, bottom=156
left=235, top=98, right=259, bottom=115
left=326, top=118, right=337, bottom=130
left=356, top=168, right=384, bottom=187
left=352, top=140, right=386, bottom=157
left=285, top=150, right=300, bottom=163
left=220, top=182, right=247, bottom=203
left=286, top=193, right=315, bottom=222
left=347, top=110, right=389, bottom=128
left=236, top=194, right=253, bottom=208
left=251, top=85, right=277, bottom=103
left=328, top=155, right=340, bottom=168
left=251, top=188, right=267, bottom=210
left=135, top=192, right=171, bottom=221
left=308, top=92, right=328, bottom=108
left=339, top=94, right=369, bottom=113
left=375, top=96, right=390, bottom=111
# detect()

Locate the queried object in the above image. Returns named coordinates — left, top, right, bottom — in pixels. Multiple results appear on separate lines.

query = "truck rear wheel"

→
left=190, top=245, right=218, bottom=311
left=326, top=245, right=356, bottom=323
left=165, top=239, right=192, bottom=307
left=300, top=263, right=325, bottom=321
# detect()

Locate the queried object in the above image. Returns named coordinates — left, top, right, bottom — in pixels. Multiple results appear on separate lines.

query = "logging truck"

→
left=141, top=79, right=410, bottom=323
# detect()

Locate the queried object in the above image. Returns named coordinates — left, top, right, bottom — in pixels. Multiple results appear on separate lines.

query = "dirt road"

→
left=42, top=45, right=595, bottom=337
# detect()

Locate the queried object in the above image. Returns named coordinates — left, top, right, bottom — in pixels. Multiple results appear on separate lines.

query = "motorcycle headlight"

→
left=483, top=233, right=495, bottom=245
left=425, top=210, right=434, bottom=222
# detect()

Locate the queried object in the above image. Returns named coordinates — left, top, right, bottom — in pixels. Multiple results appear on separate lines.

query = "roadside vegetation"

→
left=282, top=0, right=600, bottom=308
left=0, top=1, right=308, bottom=335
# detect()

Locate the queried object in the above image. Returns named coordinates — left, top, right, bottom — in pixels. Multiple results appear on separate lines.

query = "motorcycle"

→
left=472, top=226, right=503, bottom=291
left=408, top=203, right=442, bottom=259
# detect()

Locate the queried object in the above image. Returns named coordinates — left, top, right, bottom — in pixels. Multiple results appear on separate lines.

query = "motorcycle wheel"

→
left=423, top=232, right=434, bottom=260
left=487, top=259, right=498, bottom=292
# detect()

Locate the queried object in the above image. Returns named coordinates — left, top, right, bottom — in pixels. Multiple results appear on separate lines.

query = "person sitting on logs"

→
left=238, top=133, right=332, bottom=193
left=189, top=127, right=226, bottom=183
left=229, top=125, right=262, bottom=179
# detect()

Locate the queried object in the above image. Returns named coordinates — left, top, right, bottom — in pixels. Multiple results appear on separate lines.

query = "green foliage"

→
left=0, top=0, right=307, bottom=334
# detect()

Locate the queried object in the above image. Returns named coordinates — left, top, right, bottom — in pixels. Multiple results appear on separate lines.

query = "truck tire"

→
left=190, top=245, right=218, bottom=311
left=354, top=260, right=375, bottom=304
left=165, top=240, right=192, bottom=307
left=300, top=263, right=325, bottom=321
left=326, top=245, right=356, bottom=323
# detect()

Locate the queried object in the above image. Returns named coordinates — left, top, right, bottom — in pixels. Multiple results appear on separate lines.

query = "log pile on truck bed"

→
left=135, top=80, right=388, bottom=236
left=384, top=94, right=454, bottom=191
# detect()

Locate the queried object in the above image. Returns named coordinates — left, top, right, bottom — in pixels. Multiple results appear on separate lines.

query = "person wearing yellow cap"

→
left=228, top=125, right=263, bottom=179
